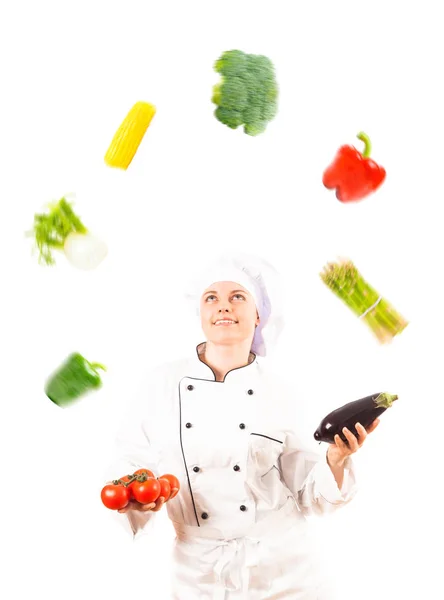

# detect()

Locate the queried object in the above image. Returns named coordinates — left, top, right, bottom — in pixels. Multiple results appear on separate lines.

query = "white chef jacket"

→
left=104, top=343, right=358, bottom=599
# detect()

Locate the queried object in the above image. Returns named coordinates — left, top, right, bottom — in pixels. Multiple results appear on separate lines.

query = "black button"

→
left=201, top=512, right=209, bottom=519
left=247, top=389, right=254, bottom=395
left=239, top=423, right=245, bottom=429
left=240, top=505, right=247, bottom=511
left=186, top=422, right=192, bottom=428
left=193, top=466, right=200, bottom=472
left=187, top=384, right=194, bottom=391
left=233, top=465, right=240, bottom=472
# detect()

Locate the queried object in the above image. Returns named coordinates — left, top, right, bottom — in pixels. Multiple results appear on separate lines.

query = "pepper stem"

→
left=90, top=362, right=107, bottom=372
left=357, top=132, right=372, bottom=158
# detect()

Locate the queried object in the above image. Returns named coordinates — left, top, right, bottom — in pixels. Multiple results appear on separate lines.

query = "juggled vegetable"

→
left=322, top=132, right=386, bottom=203
left=314, top=392, right=398, bottom=445
left=105, top=101, right=156, bottom=169
left=27, top=196, right=107, bottom=269
left=320, top=258, right=408, bottom=344
left=64, top=231, right=108, bottom=270
left=212, top=49, right=278, bottom=135
left=45, top=352, right=106, bottom=407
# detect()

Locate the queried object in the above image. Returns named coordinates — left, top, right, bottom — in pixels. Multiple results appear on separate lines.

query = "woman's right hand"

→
left=117, top=489, right=179, bottom=513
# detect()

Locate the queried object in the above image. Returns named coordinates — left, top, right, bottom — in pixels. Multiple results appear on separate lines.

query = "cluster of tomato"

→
left=101, top=468, right=180, bottom=510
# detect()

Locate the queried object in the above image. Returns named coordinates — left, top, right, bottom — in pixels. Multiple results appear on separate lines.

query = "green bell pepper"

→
left=45, top=352, right=106, bottom=407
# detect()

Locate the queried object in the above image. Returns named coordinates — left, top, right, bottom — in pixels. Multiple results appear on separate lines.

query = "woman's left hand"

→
left=327, top=419, right=381, bottom=466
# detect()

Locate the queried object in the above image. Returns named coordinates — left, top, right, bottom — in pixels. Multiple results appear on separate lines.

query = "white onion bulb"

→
left=64, top=232, right=108, bottom=270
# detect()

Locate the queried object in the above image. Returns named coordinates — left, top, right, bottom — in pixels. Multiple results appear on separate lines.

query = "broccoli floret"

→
left=212, top=49, right=278, bottom=136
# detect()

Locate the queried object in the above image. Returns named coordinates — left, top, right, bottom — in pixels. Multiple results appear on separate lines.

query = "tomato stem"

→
left=115, top=473, right=148, bottom=487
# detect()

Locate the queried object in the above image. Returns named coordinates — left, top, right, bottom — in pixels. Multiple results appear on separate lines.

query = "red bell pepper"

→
left=322, top=132, right=386, bottom=203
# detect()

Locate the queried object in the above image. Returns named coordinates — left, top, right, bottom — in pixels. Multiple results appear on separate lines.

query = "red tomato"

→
left=157, top=477, right=171, bottom=501
left=133, top=468, right=155, bottom=479
left=159, top=474, right=180, bottom=499
left=118, top=475, right=134, bottom=499
left=127, top=481, right=136, bottom=499
left=128, top=473, right=151, bottom=498
left=101, top=484, right=130, bottom=510
left=131, top=478, right=161, bottom=504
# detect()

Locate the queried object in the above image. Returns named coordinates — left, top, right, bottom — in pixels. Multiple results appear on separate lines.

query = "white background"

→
left=1, top=0, right=443, bottom=598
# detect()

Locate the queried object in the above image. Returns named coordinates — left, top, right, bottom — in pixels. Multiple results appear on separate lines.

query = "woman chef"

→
left=103, top=253, right=380, bottom=599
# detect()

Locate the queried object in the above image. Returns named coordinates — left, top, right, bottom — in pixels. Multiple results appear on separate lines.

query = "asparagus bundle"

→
left=320, top=259, right=408, bottom=343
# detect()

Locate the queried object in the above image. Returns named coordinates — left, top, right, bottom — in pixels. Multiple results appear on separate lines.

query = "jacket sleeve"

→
left=277, top=384, right=359, bottom=517
left=102, top=369, right=163, bottom=541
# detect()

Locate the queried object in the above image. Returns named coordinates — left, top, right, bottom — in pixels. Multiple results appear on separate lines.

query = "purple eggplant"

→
left=313, top=392, right=398, bottom=445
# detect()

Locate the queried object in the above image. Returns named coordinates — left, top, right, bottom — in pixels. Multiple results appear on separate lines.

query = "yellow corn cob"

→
left=105, top=101, right=156, bottom=170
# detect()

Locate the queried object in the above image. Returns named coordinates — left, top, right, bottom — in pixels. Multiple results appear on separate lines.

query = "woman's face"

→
left=200, top=281, right=259, bottom=347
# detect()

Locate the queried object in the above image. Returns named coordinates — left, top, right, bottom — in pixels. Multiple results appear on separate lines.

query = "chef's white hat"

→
left=184, top=252, right=285, bottom=357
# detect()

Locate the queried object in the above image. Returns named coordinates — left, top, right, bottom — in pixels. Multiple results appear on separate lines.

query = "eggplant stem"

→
left=375, top=393, right=398, bottom=408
